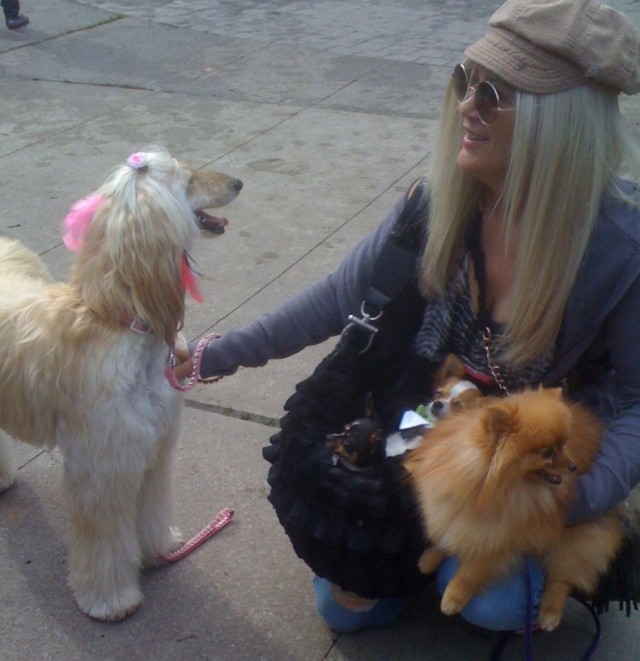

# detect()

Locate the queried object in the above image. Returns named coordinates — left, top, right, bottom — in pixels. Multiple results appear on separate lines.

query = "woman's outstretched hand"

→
left=172, top=333, right=195, bottom=379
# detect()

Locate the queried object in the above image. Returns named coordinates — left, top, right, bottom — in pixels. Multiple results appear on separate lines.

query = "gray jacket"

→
left=200, top=181, right=640, bottom=524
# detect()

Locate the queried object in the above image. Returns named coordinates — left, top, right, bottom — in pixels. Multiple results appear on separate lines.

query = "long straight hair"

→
left=420, top=83, right=640, bottom=366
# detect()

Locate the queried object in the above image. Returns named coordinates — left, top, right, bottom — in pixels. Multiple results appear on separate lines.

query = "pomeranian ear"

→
left=482, top=403, right=517, bottom=442
left=478, top=403, right=517, bottom=507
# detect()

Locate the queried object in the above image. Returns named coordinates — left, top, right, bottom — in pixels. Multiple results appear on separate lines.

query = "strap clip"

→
left=341, top=301, right=383, bottom=354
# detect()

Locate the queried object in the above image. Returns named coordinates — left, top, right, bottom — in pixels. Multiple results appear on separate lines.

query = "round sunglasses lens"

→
left=451, top=65, right=468, bottom=102
left=476, top=81, right=500, bottom=124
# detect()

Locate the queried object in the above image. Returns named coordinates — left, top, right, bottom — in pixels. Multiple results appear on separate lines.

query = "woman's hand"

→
left=172, top=333, right=195, bottom=379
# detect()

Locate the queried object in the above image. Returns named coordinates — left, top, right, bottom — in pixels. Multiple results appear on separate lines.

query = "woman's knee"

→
left=436, top=557, right=545, bottom=631
left=313, top=576, right=407, bottom=633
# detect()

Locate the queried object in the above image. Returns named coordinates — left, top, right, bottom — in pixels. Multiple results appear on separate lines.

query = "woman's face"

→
left=455, top=65, right=517, bottom=195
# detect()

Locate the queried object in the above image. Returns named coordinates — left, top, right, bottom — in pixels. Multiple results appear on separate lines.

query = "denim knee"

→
left=313, top=576, right=407, bottom=633
left=436, top=556, right=546, bottom=631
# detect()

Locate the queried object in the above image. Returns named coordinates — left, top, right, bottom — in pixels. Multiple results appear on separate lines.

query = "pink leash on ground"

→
left=162, top=507, right=235, bottom=562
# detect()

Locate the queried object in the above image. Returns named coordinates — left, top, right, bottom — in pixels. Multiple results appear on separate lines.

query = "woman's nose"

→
left=457, top=90, right=476, bottom=115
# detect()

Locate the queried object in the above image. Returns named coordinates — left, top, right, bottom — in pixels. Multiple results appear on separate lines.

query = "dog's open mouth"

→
left=195, top=209, right=229, bottom=234
left=538, top=469, right=563, bottom=485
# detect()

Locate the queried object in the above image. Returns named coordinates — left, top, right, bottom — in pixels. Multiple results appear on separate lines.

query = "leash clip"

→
left=128, top=317, right=152, bottom=334
left=341, top=301, right=382, bottom=354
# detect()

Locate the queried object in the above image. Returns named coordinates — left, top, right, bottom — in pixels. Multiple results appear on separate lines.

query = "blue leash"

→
left=489, top=559, right=535, bottom=661
left=489, top=561, right=601, bottom=661
left=574, top=596, right=602, bottom=661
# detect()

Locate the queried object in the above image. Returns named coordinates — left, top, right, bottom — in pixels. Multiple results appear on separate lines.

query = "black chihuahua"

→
left=325, top=395, right=384, bottom=469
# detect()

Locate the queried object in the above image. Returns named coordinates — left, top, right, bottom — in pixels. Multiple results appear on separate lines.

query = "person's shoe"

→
left=6, top=14, right=29, bottom=29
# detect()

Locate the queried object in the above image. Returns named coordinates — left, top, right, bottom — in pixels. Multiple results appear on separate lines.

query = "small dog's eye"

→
left=541, top=448, right=555, bottom=460
left=452, top=401, right=462, bottom=410
left=434, top=389, right=444, bottom=398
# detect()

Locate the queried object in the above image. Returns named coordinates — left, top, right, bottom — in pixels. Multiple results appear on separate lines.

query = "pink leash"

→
left=162, top=507, right=235, bottom=562
left=163, top=336, right=233, bottom=562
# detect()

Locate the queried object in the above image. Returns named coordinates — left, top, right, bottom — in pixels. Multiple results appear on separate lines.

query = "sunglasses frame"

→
left=452, top=63, right=514, bottom=126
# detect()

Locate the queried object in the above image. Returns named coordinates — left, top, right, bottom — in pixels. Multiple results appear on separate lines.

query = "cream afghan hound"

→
left=0, top=148, right=242, bottom=621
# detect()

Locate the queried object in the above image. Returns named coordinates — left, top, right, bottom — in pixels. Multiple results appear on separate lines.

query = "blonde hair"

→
left=420, top=83, right=640, bottom=366
left=69, top=148, right=198, bottom=344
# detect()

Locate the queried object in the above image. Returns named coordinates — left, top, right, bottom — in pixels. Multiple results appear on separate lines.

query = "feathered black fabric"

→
left=264, top=304, right=436, bottom=598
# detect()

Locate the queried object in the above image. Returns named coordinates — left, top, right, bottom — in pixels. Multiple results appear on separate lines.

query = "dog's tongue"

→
left=196, top=210, right=229, bottom=234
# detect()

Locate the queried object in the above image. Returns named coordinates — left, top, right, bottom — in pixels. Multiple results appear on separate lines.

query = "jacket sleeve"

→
left=198, top=193, right=407, bottom=379
left=567, top=271, right=640, bottom=524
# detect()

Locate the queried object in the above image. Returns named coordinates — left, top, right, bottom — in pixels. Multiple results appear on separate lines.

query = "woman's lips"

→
left=463, top=125, right=486, bottom=141
left=462, top=127, right=488, bottom=149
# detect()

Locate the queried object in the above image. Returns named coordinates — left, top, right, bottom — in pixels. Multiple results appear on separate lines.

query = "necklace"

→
left=466, top=211, right=511, bottom=395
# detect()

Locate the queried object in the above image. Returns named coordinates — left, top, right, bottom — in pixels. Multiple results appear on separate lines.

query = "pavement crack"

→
left=184, top=398, right=280, bottom=428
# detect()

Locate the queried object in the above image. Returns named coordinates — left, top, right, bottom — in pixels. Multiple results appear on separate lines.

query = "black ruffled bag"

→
left=263, top=180, right=435, bottom=599
left=262, top=180, right=640, bottom=611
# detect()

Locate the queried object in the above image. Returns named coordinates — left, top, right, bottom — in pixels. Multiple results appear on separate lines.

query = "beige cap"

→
left=465, top=0, right=640, bottom=95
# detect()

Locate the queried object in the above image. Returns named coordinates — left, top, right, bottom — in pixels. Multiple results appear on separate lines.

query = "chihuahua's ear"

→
left=482, top=402, right=517, bottom=442
left=436, top=354, right=466, bottom=382
left=364, top=392, right=377, bottom=420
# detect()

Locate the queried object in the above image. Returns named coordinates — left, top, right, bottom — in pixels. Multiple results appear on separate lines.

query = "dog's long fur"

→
left=0, top=149, right=242, bottom=621
left=404, top=388, right=622, bottom=631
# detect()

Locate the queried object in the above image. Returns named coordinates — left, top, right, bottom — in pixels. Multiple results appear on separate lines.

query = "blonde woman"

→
left=177, top=0, right=640, bottom=634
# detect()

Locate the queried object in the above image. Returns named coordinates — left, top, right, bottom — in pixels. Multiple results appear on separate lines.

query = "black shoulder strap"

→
left=343, top=178, right=427, bottom=351
left=365, top=178, right=427, bottom=313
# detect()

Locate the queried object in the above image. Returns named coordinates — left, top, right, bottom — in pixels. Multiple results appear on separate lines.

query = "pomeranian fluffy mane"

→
left=404, top=387, right=622, bottom=630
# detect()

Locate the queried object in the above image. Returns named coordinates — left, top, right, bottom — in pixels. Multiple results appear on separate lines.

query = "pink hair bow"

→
left=127, top=152, right=148, bottom=169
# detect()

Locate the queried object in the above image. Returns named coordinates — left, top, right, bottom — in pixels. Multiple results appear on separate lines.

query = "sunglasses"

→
left=451, top=63, right=515, bottom=125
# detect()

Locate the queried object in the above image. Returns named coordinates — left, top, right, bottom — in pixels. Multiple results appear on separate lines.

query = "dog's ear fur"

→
left=477, top=402, right=518, bottom=506
left=435, top=354, right=466, bottom=384
left=364, top=392, right=380, bottom=422
left=69, top=155, right=196, bottom=345
left=482, top=402, right=517, bottom=442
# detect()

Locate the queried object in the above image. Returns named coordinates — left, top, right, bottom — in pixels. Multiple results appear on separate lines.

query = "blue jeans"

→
left=313, top=557, right=545, bottom=633
left=437, top=556, right=545, bottom=631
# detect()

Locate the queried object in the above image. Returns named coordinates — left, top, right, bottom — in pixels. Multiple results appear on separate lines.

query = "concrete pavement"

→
left=1, top=1, right=640, bottom=658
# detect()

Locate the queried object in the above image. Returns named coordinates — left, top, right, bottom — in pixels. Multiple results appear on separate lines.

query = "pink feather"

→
left=182, top=254, right=204, bottom=303
left=62, top=194, right=105, bottom=252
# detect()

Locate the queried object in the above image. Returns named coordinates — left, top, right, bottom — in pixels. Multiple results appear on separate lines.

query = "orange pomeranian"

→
left=403, top=388, right=622, bottom=631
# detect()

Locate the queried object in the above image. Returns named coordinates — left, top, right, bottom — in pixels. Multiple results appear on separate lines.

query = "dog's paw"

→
left=76, top=585, right=143, bottom=622
left=0, top=468, right=17, bottom=492
left=440, top=583, right=471, bottom=616
left=440, top=594, right=465, bottom=616
left=0, top=433, right=17, bottom=492
left=537, top=608, right=562, bottom=632
left=143, top=526, right=184, bottom=568
left=418, top=547, right=445, bottom=575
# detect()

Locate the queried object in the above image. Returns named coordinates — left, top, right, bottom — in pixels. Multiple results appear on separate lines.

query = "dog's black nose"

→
left=234, top=179, right=243, bottom=191
left=432, top=400, right=444, bottom=413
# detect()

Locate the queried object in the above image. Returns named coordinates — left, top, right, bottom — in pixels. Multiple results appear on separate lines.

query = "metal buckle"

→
left=341, top=301, right=383, bottom=354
